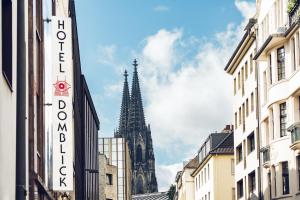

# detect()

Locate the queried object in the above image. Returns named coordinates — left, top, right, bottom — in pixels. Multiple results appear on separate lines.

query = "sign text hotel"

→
left=52, top=16, right=74, bottom=191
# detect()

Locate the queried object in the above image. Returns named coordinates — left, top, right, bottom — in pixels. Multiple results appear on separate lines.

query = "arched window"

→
left=137, top=176, right=144, bottom=194
left=136, top=144, right=143, bottom=163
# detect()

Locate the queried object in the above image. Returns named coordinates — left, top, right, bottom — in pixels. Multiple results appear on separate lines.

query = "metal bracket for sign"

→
left=85, top=169, right=99, bottom=174
left=43, top=18, right=52, bottom=23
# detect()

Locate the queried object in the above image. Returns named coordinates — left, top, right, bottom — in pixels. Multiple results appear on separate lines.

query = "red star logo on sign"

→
left=53, top=80, right=71, bottom=96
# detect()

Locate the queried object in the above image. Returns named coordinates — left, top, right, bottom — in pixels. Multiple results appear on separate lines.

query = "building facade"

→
left=225, top=18, right=261, bottom=199
left=99, top=137, right=132, bottom=200
left=0, top=0, right=100, bottom=199
left=226, top=0, right=300, bottom=199
left=99, top=154, right=118, bottom=200
left=192, top=130, right=235, bottom=200
left=174, top=157, right=198, bottom=200
left=115, top=60, right=158, bottom=195
left=255, top=0, right=300, bottom=199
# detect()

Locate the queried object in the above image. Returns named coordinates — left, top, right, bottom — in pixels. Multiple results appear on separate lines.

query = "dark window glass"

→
left=248, top=171, right=256, bottom=193
left=2, top=0, right=12, bottom=88
left=277, top=47, right=285, bottom=81
left=106, top=174, right=113, bottom=185
left=248, top=132, right=255, bottom=153
left=280, top=103, right=287, bottom=137
left=236, top=144, right=243, bottom=163
left=269, top=54, right=272, bottom=84
left=237, top=179, right=244, bottom=198
left=298, top=156, right=300, bottom=191
left=282, top=162, right=289, bottom=194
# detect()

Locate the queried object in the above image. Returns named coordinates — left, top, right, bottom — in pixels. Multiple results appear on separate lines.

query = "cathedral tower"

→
left=115, top=59, right=158, bottom=194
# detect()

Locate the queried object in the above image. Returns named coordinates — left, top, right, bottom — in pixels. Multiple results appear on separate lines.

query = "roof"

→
left=192, top=132, right=234, bottom=177
left=132, top=192, right=169, bottom=200
left=184, top=156, right=198, bottom=169
left=209, top=132, right=234, bottom=154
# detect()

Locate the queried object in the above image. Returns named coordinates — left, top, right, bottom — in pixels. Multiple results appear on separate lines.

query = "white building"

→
left=255, top=0, right=300, bottom=199
left=0, top=0, right=18, bottom=199
left=225, top=18, right=261, bottom=199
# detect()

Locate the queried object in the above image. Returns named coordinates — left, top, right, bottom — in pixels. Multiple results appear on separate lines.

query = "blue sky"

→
left=75, top=0, right=255, bottom=191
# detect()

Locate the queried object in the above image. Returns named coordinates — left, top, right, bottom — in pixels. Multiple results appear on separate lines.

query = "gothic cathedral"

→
left=115, top=59, right=158, bottom=194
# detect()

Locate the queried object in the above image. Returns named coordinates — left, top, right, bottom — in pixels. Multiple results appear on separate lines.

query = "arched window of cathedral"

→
left=136, top=144, right=143, bottom=163
left=137, top=176, right=144, bottom=194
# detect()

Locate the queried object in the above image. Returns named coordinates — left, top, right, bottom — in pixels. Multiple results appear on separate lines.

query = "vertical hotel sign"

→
left=52, top=16, right=73, bottom=191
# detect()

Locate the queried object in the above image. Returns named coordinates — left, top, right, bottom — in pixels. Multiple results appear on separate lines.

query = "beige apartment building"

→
left=225, top=18, right=261, bottom=199
left=174, top=157, right=198, bottom=200
left=192, top=130, right=235, bottom=200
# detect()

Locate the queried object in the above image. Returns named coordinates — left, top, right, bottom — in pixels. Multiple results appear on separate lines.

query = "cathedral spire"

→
left=128, top=59, right=146, bottom=132
left=118, top=70, right=130, bottom=137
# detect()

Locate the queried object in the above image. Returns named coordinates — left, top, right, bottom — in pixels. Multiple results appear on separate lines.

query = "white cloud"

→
left=154, top=5, right=170, bottom=12
left=156, top=163, right=182, bottom=191
left=97, top=44, right=117, bottom=65
left=135, top=0, right=255, bottom=191
left=235, top=0, right=256, bottom=19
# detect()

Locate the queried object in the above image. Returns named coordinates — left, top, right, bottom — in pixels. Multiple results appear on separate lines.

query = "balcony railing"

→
left=261, top=146, right=270, bottom=168
left=288, top=122, right=300, bottom=150
left=288, top=0, right=300, bottom=26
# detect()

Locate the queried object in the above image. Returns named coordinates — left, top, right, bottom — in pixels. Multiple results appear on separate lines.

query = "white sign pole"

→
left=52, top=16, right=74, bottom=191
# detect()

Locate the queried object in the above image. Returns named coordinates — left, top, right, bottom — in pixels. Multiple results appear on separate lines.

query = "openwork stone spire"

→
left=118, top=70, right=130, bottom=137
left=128, top=59, right=146, bottom=132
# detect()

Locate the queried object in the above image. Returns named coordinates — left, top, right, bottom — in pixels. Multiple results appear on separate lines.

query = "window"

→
left=235, top=112, right=237, bottom=129
left=231, top=159, right=235, bottom=175
left=297, top=156, right=300, bottom=191
left=282, top=162, right=289, bottom=194
left=241, top=67, right=245, bottom=96
left=268, top=172, right=272, bottom=199
left=204, top=168, right=207, bottom=183
left=251, top=92, right=254, bottom=112
left=269, top=54, right=272, bottom=84
left=238, top=72, right=241, bottom=89
left=136, top=145, right=143, bottom=162
left=245, top=62, right=248, bottom=80
left=2, top=0, right=13, bottom=88
left=237, top=179, right=244, bottom=198
left=292, top=37, right=296, bottom=71
left=196, top=177, right=198, bottom=190
left=250, top=54, right=253, bottom=73
left=248, top=171, right=256, bottom=193
left=106, top=174, right=113, bottom=185
left=207, top=164, right=210, bottom=180
left=232, top=188, right=236, bottom=200
left=242, top=103, right=245, bottom=132
left=208, top=192, right=210, bottom=200
left=236, top=144, right=243, bottom=163
left=280, top=102, right=287, bottom=137
left=248, top=132, right=255, bottom=153
left=239, top=107, right=242, bottom=125
left=277, top=47, right=285, bottom=81
left=263, top=71, right=267, bottom=102
left=246, top=99, right=249, bottom=117
left=234, top=78, right=236, bottom=95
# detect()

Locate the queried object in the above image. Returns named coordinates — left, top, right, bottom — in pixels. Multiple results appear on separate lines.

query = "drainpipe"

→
left=16, top=0, right=27, bottom=199
left=253, top=25, right=263, bottom=200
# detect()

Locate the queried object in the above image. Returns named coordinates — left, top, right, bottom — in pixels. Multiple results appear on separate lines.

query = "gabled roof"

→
left=132, top=192, right=169, bottom=200
left=209, top=132, right=234, bottom=154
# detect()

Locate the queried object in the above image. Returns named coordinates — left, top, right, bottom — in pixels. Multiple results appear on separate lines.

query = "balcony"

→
left=288, top=122, right=300, bottom=150
left=288, top=0, right=300, bottom=26
left=261, top=146, right=270, bottom=168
